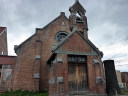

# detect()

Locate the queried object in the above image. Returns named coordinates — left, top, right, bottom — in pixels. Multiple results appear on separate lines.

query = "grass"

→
left=122, top=90, right=128, bottom=95
left=0, top=90, right=48, bottom=96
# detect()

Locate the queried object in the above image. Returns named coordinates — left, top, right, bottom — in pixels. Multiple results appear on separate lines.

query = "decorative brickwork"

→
left=7, top=1, right=106, bottom=96
left=11, top=13, right=71, bottom=91
left=48, top=30, right=106, bottom=95
left=62, top=32, right=90, bottom=52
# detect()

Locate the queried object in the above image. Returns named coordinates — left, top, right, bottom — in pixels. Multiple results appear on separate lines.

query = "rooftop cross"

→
left=75, top=0, right=79, bottom=3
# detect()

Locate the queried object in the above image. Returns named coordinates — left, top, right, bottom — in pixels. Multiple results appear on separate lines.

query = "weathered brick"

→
left=6, top=1, right=106, bottom=96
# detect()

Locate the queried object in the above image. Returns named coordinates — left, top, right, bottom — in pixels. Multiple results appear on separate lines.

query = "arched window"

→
left=75, top=11, right=84, bottom=23
left=57, top=33, right=67, bottom=42
left=55, top=32, right=68, bottom=43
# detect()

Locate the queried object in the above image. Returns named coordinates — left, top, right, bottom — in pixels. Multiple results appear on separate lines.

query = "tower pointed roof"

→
left=75, top=0, right=79, bottom=3
left=69, top=0, right=86, bottom=14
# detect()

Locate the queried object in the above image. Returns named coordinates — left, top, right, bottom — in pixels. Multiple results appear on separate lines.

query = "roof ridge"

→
left=69, top=1, right=86, bottom=12
left=37, top=12, right=69, bottom=30
left=15, top=13, right=69, bottom=51
left=14, top=33, right=37, bottom=51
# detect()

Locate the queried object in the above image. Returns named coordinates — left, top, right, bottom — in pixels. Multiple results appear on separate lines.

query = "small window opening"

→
left=1, top=51, right=4, bottom=55
left=76, top=13, right=81, bottom=18
left=57, top=33, right=67, bottom=42
left=62, top=21, right=65, bottom=25
left=55, top=32, right=68, bottom=43
left=0, top=64, right=2, bottom=69
left=75, top=12, right=84, bottom=23
left=0, top=64, right=2, bottom=77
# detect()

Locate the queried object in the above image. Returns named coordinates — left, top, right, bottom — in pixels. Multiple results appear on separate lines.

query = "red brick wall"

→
left=48, top=30, right=106, bottom=95
left=6, top=79, right=13, bottom=90
left=12, top=14, right=71, bottom=91
left=37, top=14, right=70, bottom=91
left=48, top=63, right=57, bottom=95
left=121, top=72, right=128, bottom=83
left=121, top=72, right=128, bottom=89
left=12, top=36, right=37, bottom=91
left=62, top=32, right=105, bottom=94
left=0, top=56, right=15, bottom=64
left=63, top=32, right=90, bottom=52
left=87, top=56, right=105, bottom=94
left=48, top=54, right=67, bottom=96
left=50, top=55, right=106, bottom=95
left=49, top=43, right=106, bottom=95
left=11, top=12, right=106, bottom=95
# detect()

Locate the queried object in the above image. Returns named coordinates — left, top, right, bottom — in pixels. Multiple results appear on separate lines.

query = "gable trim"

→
left=36, top=12, right=69, bottom=31
left=14, top=33, right=37, bottom=51
left=15, top=12, right=69, bottom=51
left=14, top=12, right=69, bottom=51
left=54, top=50, right=98, bottom=56
left=52, top=27, right=103, bottom=57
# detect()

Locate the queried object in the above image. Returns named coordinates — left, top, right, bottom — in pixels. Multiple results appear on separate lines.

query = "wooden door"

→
left=68, top=55, right=88, bottom=94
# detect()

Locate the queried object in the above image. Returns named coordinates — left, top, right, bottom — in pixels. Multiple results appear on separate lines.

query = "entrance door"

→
left=68, top=55, right=88, bottom=94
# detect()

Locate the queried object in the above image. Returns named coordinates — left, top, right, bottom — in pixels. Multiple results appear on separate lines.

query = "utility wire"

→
left=99, top=39, right=128, bottom=47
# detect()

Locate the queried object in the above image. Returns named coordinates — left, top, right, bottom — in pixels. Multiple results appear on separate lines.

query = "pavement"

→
left=119, top=95, right=128, bottom=96
left=118, top=95, right=128, bottom=96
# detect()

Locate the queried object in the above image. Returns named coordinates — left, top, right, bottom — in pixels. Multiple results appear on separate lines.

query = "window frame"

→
left=54, top=31, right=68, bottom=43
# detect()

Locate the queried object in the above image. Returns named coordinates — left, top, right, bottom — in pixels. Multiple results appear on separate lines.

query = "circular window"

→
left=55, top=32, right=68, bottom=43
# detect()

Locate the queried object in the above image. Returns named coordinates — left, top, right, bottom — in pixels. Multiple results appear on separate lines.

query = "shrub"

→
left=122, top=90, right=128, bottom=95
left=0, top=90, right=48, bottom=96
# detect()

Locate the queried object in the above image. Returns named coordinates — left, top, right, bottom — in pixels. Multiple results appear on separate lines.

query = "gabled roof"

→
left=14, top=33, right=37, bottom=50
left=15, top=12, right=69, bottom=51
left=0, top=27, right=6, bottom=35
left=37, top=12, right=69, bottom=30
left=52, top=27, right=103, bottom=57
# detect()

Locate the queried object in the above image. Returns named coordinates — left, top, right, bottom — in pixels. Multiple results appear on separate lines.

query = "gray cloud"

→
left=84, top=0, right=128, bottom=51
left=0, top=0, right=128, bottom=71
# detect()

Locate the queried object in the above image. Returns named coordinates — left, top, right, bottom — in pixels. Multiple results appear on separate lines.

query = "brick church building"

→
left=7, top=0, right=106, bottom=95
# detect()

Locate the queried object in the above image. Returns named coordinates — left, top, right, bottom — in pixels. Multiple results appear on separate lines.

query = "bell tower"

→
left=69, top=0, right=88, bottom=38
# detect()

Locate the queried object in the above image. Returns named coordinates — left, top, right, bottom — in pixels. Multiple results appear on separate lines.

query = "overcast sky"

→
left=0, top=0, right=128, bottom=72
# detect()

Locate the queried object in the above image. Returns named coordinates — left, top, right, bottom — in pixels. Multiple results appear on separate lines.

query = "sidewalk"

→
left=119, top=95, right=128, bottom=96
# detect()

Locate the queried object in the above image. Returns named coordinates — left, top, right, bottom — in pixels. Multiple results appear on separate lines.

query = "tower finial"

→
left=75, top=0, right=79, bottom=3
